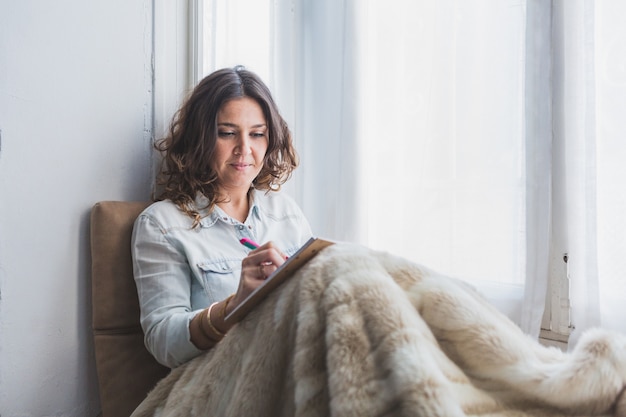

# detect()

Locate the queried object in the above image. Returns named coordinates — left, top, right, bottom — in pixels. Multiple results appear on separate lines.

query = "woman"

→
left=131, top=66, right=313, bottom=368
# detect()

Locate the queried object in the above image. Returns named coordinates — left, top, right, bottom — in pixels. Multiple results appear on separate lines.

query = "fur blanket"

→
left=131, top=243, right=626, bottom=417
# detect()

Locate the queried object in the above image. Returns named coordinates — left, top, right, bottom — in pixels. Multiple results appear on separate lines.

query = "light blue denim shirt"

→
left=131, top=189, right=313, bottom=368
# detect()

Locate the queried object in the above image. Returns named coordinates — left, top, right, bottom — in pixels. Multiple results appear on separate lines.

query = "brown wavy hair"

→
left=154, top=66, right=299, bottom=225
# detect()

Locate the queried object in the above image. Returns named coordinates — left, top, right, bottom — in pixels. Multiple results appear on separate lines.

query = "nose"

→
left=234, top=134, right=252, bottom=156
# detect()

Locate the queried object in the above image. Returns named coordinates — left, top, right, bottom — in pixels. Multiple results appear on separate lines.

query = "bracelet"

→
left=205, top=302, right=225, bottom=339
left=221, top=293, right=236, bottom=321
left=197, top=311, right=213, bottom=341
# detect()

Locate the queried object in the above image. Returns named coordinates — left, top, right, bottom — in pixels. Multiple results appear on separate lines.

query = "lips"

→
left=230, top=162, right=253, bottom=169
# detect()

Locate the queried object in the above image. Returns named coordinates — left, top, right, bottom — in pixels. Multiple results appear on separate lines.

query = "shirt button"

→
left=238, top=225, right=244, bottom=230
left=248, top=225, right=252, bottom=229
left=222, top=217, right=228, bottom=221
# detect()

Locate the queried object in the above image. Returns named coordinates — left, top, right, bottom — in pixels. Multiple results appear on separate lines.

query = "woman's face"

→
left=213, top=97, right=269, bottom=194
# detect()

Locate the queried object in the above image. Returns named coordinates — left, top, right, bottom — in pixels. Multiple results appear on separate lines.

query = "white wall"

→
left=0, top=1, right=154, bottom=415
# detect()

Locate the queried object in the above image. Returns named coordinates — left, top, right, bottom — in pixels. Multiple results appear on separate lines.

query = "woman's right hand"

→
left=195, top=241, right=288, bottom=345
left=226, top=241, right=288, bottom=318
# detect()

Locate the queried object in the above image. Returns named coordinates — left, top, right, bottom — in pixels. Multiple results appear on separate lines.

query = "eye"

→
left=251, top=132, right=266, bottom=139
left=218, top=130, right=235, bottom=138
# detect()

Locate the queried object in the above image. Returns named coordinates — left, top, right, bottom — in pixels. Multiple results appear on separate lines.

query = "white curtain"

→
left=353, top=0, right=548, bottom=332
left=594, top=1, right=626, bottom=336
left=522, top=0, right=553, bottom=336
left=555, top=0, right=626, bottom=343
left=198, top=0, right=626, bottom=339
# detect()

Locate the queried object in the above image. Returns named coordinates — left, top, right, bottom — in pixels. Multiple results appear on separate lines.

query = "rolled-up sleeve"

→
left=131, top=214, right=204, bottom=368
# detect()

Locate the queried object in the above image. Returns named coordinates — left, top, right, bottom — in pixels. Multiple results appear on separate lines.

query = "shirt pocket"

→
left=197, top=259, right=240, bottom=301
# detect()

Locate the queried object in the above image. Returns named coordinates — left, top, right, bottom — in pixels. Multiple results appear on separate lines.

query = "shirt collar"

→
left=196, top=189, right=260, bottom=227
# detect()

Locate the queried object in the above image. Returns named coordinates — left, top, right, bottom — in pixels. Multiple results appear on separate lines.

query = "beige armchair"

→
left=90, top=201, right=169, bottom=417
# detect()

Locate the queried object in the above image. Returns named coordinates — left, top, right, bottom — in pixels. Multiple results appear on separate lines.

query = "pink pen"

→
left=240, top=238, right=260, bottom=250
left=240, top=237, right=289, bottom=259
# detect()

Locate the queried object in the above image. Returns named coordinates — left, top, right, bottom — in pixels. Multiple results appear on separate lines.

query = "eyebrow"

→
left=217, top=122, right=267, bottom=129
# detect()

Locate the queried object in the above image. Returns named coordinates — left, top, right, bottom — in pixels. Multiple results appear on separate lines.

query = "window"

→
left=183, top=0, right=626, bottom=343
left=197, top=0, right=273, bottom=84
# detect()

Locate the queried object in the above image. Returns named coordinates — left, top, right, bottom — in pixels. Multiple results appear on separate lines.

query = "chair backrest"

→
left=90, top=201, right=169, bottom=417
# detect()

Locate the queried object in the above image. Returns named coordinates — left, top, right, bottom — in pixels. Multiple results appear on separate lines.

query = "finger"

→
left=264, top=262, right=280, bottom=277
left=244, top=249, right=287, bottom=269
left=249, top=241, right=289, bottom=260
